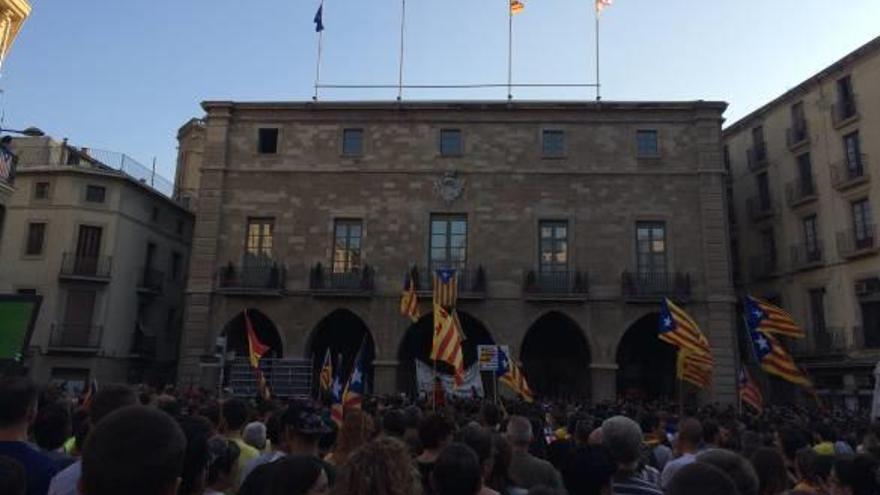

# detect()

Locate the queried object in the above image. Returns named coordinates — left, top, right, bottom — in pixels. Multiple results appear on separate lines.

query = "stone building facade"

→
left=0, top=137, right=194, bottom=389
left=724, top=35, right=880, bottom=409
left=177, top=100, right=738, bottom=403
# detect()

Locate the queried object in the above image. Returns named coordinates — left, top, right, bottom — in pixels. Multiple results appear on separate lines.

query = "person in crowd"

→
left=0, top=456, right=27, bottom=495
left=240, top=410, right=286, bottom=484
left=32, top=402, right=75, bottom=469
left=260, top=455, right=329, bottom=495
left=506, top=415, right=565, bottom=493
left=48, top=384, right=139, bottom=495
left=660, top=417, right=703, bottom=489
left=416, top=413, right=454, bottom=494
left=79, top=406, right=186, bottom=495
left=697, top=448, right=760, bottom=495
left=481, top=403, right=503, bottom=432
left=601, top=415, right=662, bottom=495
left=220, top=398, right=259, bottom=490
left=403, top=405, right=423, bottom=455
left=325, top=409, right=374, bottom=466
left=487, top=433, right=514, bottom=495
left=432, top=443, right=482, bottom=495
left=751, top=447, right=790, bottom=495
left=778, top=427, right=810, bottom=487
left=666, top=462, right=739, bottom=495
left=813, top=424, right=836, bottom=456
left=156, top=394, right=183, bottom=419
left=829, top=455, right=880, bottom=495
left=0, top=377, right=59, bottom=495
left=562, top=445, right=615, bottom=495
left=639, top=413, right=672, bottom=472
left=176, top=415, right=212, bottom=495
left=331, top=437, right=420, bottom=495
left=380, top=409, right=407, bottom=440
left=204, top=436, right=240, bottom=495
left=242, top=422, right=267, bottom=452
left=702, top=420, right=721, bottom=450
left=461, top=424, right=500, bottom=495
left=791, top=446, right=833, bottom=494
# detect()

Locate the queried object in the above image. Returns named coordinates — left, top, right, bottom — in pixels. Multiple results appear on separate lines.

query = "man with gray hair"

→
left=601, top=416, right=662, bottom=495
left=505, top=416, right=565, bottom=494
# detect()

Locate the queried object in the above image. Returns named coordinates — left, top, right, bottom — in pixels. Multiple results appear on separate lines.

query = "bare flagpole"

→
left=313, top=0, right=325, bottom=101
left=595, top=6, right=601, bottom=101
left=397, top=0, right=407, bottom=101
left=507, top=2, right=514, bottom=100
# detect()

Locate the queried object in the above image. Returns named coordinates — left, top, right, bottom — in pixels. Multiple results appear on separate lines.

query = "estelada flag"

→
left=497, top=346, right=534, bottom=402
left=745, top=296, right=805, bottom=339
left=244, top=310, right=270, bottom=369
left=433, top=268, right=458, bottom=309
left=431, top=304, right=465, bottom=386
left=399, top=267, right=420, bottom=322
left=749, top=328, right=812, bottom=388
left=659, top=298, right=713, bottom=359
left=739, top=367, right=764, bottom=414
left=319, top=348, right=333, bottom=392
left=677, top=348, right=713, bottom=390
left=510, top=0, right=525, bottom=15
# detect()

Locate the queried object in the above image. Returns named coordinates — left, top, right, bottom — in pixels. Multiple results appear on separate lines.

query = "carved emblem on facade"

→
left=434, top=172, right=465, bottom=205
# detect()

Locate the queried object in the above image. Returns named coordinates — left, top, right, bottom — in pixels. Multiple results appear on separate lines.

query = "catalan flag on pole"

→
left=433, top=268, right=458, bottom=309
left=330, top=372, right=344, bottom=427
left=497, top=346, right=534, bottom=402
left=739, top=367, right=764, bottom=414
left=343, top=341, right=367, bottom=410
left=748, top=327, right=813, bottom=388
left=399, top=267, right=420, bottom=322
left=745, top=296, right=805, bottom=339
left=245, top=310, right=271, bottom=400
left=677, top=348, right=713, bottom=390
left=432, top=304, right=465, bottom=386
left=595, top=0, right=612, bottom=15
left=658, top=298, right=713, bottom=358
left=510, top=0, right=525, bottom=15
left=319, top=348, right=333, bottom=393
left=313, top=3, right=324, bottom=32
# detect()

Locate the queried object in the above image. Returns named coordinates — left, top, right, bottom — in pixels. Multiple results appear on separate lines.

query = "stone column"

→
left=373, top=360, right=399, bottom=395
left=591, top=363, right=617, bottom=402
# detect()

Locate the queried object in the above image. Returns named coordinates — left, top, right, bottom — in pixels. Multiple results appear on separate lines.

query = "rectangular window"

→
left=837, top=75, right=854, bottom=102
left=430, top=215, right=467, bottom=270
left=791, top=101, right=805, bottom=127
left=439, top=129, right=462, bottom=156
left=852, top=199, right=873, bottom=245
left=809, top=288, right=827, bottom=334
left=245, top=218, right=274, bottom=260
left=862, top=301, right=880, bottom=349
left=761, top=229, right=777, bottom=269
left=332, top=219, right=363, bottom=273
left=85, top=185, right=106, bottom=203
left=542, top=130, right=565, bottom=157
left=34, top=182, right=50, bottom=199
left=803, top=215, right=819, bottom=255
left=751, top=125, right=765, bottom=145
left=797, top=153, right=814, bottom=195
left=844, top=131, right=862, bottom=174
left=635, top=222, right=666, bottom=276
left=723, top=145, right=730, bottom=171
left=151, top=206, right=159, bottom=222
left=258, top=128, right=279, bottom=154
left=342, top=128, right=364, bottom=156
left=756, top=172, right=771, bottom=208
left=636, top=130, right=659, bottom=157
left=25, top=222, right=46, bottom=255
left=539, top=221, right=568, bottom=273
left=171, top=252, right=182, bottom=281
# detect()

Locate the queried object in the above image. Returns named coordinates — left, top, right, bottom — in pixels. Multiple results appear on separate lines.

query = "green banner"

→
left=0, top=296, right=42, bottom=361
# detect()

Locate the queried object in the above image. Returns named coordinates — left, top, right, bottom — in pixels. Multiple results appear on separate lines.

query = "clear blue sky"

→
left=3, top=1, right=878, bottom=180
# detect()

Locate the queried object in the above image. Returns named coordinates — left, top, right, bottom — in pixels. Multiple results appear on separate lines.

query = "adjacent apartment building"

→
left=176, top=99, right=738, bottom=402
left=724, top=35, right=880, bottom=409
left=0, top=137, right=194, bottom=388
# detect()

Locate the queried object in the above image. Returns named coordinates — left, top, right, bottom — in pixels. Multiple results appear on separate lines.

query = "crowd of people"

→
left=1, top=376, right=880, bottom=495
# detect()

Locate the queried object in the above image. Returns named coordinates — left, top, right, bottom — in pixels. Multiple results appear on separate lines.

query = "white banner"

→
left=415, top=360, right=484, bottom=399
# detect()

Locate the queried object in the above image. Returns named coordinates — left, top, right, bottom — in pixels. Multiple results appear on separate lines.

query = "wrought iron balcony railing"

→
left=785, top=122, right=809, bottom=149
left=747, top=196, right=776, bottom=222
left=522, top=269, right=588, bottom=298
left=830, top=154, right=869, bottom=190
left=621, top=271, right=691, bottom=300
left=790, top=241, right=824, bottom=271
left=138, top=268, right=165, bottom=293
left=747, top=142, right=769, bottom=172
left=837, top=226, right=878, bottom=259
left=59, top=253, right=113, bottom=281
left=832, top=95, right=858, bottom=127
left=309, top=263, right=375, bottom=293
left=749, top=255, right=779, bottom=281
left=48, top=324, right=103, bottom=351
left=216, top=262, right=286, bottom=292
left=785, top=177, right=817, bottom=207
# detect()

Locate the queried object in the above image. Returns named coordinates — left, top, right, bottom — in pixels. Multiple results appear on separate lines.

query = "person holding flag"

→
left=245, top=309, right=271, bottom=400
left=496, top=346, right=534, bottom=402
left=319, top=348, right=333, bottom=396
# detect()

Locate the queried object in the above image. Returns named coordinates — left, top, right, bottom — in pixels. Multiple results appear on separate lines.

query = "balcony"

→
left=59, top=253, right=112, bottom=283
left=785, top=122, right=810, bottom=150
left=130, top=329, right=158, bottom=357
left=830, top=155, right=869, bottom=191
left=813, top=327, right=847, bottom=354
left=522, top=269, right=588, bottom=302
left=216, top=262, right=286, bottom=296
left=785, top=177, right=817, bottom=207
left=309, top=263, right=375, bottom=298
left=837, top=226, right=878, bottom=259
left=621, top=271, right=691, bottom=301
left=746, top=196, right=776, bottom=222
left=137, top=268, right=164, bottom=295
left=790, top=241, right=824, bottom=271
left=413, top=266, right=487, bottom=300
left=747, top=143, right=769, bottom=172
left=832, top=96, right=859, bottom=128
left=48, top=324, right=103, bottom=353
left=749, top=255, right=779, bottom=281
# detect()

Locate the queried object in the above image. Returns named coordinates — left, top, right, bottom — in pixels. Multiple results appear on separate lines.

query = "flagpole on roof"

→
left=507, top=1, right=513, bottom=100
left=595, top=6, right=601, bottom=101
left=397, top=0, right=407, bottom=101
left=313, top=1, right=325, bottom=102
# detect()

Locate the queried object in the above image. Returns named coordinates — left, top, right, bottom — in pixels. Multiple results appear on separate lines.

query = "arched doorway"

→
left=521, top=312, right=591, bottom=399
left=616, top=313, right=677, bottom=400
left=308, top=309, right=375, bottom=393
left=397, top=311, right=494, bottom=395
left=221, top=309, right=284, bottom=359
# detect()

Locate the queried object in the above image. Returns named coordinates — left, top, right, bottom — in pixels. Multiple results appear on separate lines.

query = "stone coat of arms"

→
left=434, top=172, right=465, bottom=205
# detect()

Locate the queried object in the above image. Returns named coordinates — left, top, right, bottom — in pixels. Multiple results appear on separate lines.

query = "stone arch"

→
left=221, top=308, right=284, bottom=358
left=520, top=311, right=592, bottom=399
left=615, top=312, right=677, bottom=400
left=396, top=311, right=495, bottom=396
left=307, top=309, right=376, bottom=392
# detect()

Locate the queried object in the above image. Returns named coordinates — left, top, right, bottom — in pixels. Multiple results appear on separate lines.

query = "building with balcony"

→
left=176, top=99, right=738, bottom=403
left=724, top=35, right=880, bottom=409
left=0, top=136, right=193, bottom=388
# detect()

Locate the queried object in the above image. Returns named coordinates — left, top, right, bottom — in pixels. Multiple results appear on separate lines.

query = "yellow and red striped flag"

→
left=244, top=310, right=272, bottom=400
left=749, top=329, right=813, bottom=388
left=433, top=268, right=458, bottom=309
left=739, top=367, right=764, bottom=414
left=677, top=348, right=713, bottom=390
left=510, top=0, right=525, bottom=14
left=745, top=296, right=805, bottom=339
left=432, top=304, right=465, bottom=386
left=399, top=267, right=420, bottom=322
left=319, top=349, right=333, bottom=393
left=595, top=0, right=612, bottom=15
left=497, top=347, right=534, bottom=402
left=659, top=298, right=713, bottom=359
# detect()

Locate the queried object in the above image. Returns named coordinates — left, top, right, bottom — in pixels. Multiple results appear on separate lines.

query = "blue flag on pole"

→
left=313, top=5, right=324, bottom=32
